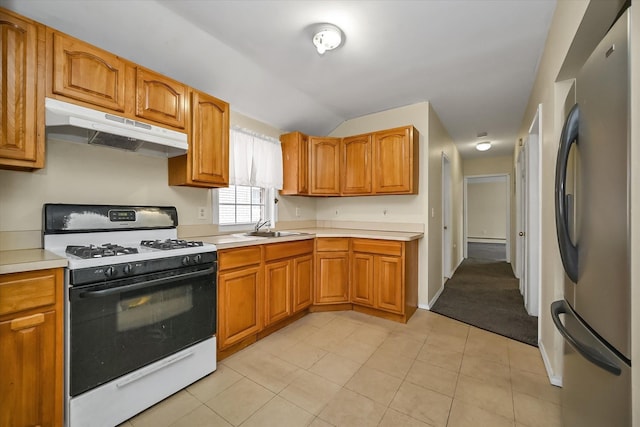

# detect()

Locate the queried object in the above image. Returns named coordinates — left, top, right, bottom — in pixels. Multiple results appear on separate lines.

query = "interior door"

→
left=517, top=146, right=528, bottom=298
left=442, top=153, right=452, bottom=282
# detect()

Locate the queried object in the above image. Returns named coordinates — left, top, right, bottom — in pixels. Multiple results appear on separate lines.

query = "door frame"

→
left=525, top=105, right=542, bottom=317
left=463, top=173, right=511, bottom=262
left=442, top=152, right=453, bottom=283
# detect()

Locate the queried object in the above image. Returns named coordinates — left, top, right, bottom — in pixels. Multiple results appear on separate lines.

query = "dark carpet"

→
left=431, top=257, right=538, bottom=347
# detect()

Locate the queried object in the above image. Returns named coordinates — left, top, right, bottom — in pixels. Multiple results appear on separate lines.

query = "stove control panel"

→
left=69, top=251, right=217, bottom=286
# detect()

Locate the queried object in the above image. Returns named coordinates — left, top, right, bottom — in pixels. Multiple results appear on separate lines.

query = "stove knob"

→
left=123, top=263, right=134, bottom=275
left=193, top=254, right=202, bottom=264
left=105, top=266, right=115, bottom=278
left=182, top=256, right=190, bottom=266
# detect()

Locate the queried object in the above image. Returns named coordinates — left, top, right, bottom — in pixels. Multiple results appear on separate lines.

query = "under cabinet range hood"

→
left=45, top=98, right=188, bottom=157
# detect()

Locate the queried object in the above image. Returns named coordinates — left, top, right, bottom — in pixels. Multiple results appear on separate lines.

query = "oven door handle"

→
left=77, top=267, right=215, bottom=298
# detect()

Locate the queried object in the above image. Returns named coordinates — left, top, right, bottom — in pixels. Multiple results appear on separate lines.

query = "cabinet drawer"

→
left=316, top=238, right=349, bottom=252
left=351, top=239, right=402, bottom=256
left=264, top=239, right=313, bottom=262
left=218, top=246, right=262, bottom=271
left=0, top=270, right=57, bottom=316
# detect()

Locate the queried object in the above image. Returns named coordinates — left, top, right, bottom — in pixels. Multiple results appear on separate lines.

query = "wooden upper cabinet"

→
left=342, top=133, right=372, bottom=195
left=310, top=137, right=341, bottom=195
left=280, top=132, right=309, bottom=195
left=373, top=126, right=419, bottom=194
left=0, top=9, right=45, bottom=170
left=190, top=90, right=229, bottom=185
left=281, top=125, right=418, bottom=196
left=135, top=67, right=187, bottom=129
left=50, top=31, right=126, bottom=112
left=168, top=90, right=229, bottom=187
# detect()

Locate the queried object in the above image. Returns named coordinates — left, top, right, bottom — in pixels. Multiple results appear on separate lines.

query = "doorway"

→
left=463, top=174, right=511, bottom=262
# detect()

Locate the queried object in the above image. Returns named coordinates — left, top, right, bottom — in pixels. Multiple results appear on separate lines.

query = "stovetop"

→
left=42, top=204, right=217, bottom=270
left=45, top=230, right=216, bottom=270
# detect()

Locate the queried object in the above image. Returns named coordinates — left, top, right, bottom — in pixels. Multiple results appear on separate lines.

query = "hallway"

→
left=431, top=250, right=537, bottom=347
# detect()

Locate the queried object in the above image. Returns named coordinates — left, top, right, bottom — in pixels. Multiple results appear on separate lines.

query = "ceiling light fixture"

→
left=476, top=141, right=492, bottom=152
left=312, top=24, right=343, bottom=55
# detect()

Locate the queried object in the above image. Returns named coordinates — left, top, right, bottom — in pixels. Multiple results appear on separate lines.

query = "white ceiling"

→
left=3, top=0, right=556, bottom=159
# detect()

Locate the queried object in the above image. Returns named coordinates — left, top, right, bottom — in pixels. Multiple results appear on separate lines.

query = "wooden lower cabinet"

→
left=292, top=255, right=313, bottom=312
left=315, top=238, right=350, bottom=304
left=0, top=268, right=64, bottom=427
left=264, top=260, right=292, bottom=326
left=217, top=239, right=313, bottom=358
left=350, top=239, right=418, bottom=321
left=374, top=255, right=403, bottom=313
left=217, top=247, right=262, bottom=350
left=350, top=253, right=374, bottom=306
left=218, top=266, right=262, bottom=348
left=264, top=240, right=314, bottom=327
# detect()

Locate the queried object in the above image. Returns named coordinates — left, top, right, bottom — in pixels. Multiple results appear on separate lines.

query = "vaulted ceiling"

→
left=4, top=0, right=557, bottom=158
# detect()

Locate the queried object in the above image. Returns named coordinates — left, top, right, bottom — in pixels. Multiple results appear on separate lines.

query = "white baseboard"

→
left=425, top=284, right=445, bottom=310
left=538, top=340, right=563, bottom=387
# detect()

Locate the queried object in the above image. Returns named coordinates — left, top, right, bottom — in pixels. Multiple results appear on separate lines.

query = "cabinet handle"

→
left=11, top=313, right=45, bottom=331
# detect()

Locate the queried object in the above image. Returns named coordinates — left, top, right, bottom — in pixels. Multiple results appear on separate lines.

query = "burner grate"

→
left=140, top=239, right=204, bottom=250
left=66, top=244, right=139, bottom=259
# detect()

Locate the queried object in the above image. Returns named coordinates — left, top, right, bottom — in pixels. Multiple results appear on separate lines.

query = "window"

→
left=218, top=185, right=265, bottom=225
left=217, top=127, right=281, bottom=229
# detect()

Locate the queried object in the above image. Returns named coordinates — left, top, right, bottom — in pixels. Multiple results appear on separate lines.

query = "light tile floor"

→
left=119, top=309, right=561, bottom=427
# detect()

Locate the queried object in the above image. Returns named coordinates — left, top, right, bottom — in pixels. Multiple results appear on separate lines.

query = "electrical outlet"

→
left=295, top=207, right=300, bottom=217
left=431, top=208, right=435, bottom=218
left=197, top=207, right=206, bottom=220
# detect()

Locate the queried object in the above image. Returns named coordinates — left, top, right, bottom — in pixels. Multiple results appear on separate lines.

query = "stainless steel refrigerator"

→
left=552, top=7, right=631, bottom=427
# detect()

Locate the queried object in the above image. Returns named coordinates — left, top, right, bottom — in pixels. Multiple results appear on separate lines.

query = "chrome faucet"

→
left=254, top=219, right=270, bottom=232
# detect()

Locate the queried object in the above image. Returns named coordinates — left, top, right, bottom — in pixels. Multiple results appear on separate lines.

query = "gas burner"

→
left=66, top=244, right=139, bottom=259
left=140, top=239, right=204, bottom=250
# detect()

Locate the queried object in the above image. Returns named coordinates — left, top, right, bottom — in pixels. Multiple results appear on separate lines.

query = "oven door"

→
left=68, top=263, right=216, bottom=397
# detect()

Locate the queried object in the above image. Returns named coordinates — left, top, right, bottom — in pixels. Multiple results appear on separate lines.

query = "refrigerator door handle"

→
left=551, top=300, right=621, bottom=376
left=554, top=104, right=579, bottom=283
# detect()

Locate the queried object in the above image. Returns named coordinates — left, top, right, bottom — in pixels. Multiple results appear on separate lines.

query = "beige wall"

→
left=0, top=110, right=295, bottom=249
left=467, top=180, right=508, bottom=241
left=463, top=155, right=513, bottom=176
left=515, top=0, right=635, bottom=401
left=427, top=106, right=464, bottom=301
left=325, top=102, right=463, bottom=306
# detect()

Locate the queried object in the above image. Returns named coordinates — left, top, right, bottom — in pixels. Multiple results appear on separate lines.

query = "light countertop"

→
left=0, top=249, right=68, bottom=275
left=199, top=228, right=423, bottom=250
left=0, top=228, right=424, bottom=272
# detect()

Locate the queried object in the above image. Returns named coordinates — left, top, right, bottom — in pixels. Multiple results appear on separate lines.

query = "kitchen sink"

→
left=244, top=231, right=301, bottom=238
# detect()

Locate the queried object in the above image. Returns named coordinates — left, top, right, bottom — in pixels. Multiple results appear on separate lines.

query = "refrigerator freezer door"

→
left=574, top=8, right=630, bottom=360
left=552, top=300, right=631, bottom=426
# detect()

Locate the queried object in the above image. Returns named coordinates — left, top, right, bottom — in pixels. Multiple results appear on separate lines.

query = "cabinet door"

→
left=218, top=266, right=261, bottom=349
left=310, top=137, right=340, bottom=195
left=0, top=11, right=44, bottom=170
left=190, top=90, right=229, bottom=186
left=0, top=311, right=57, bottom=427
left=342, top=134, right=372, bottom=195
left=135, top=67, right=187, bottom=129
left=280, top=132, right=309, bottom=195
left=373, top=126, right=415, bottom=194
left=292, top=255, right=313, bottom=312
left=375, top=256, right=403, bottom=313
left=315, top=252, right=349, bottom=303
left=264, top=260, right=291, bottom=327
left=351, top=253, right=374, bottom=306
left=51, top=32, right=126, bottom=112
